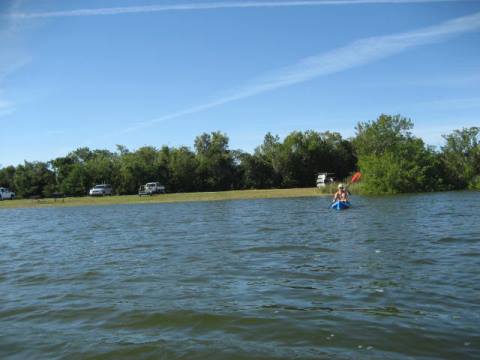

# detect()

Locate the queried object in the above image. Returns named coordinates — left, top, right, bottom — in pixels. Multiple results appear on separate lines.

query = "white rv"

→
left=0, top=187, right=15, bottom=200
left=316, top=173, right=334, bottom=188
left=138, top=182, right=166, bottom=196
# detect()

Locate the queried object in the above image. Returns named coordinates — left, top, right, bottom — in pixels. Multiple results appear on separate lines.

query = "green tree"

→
left=168, top=146, right=198, bottom=192
left=51, top=148, right=121, bottom=195
left=117, top=146, right=167, bottom=194
left=85, top=150, right=120, bottom=192
left=237, top=152, right=276, bottom=189
left=50, top=155, right=79, bottom=194
left=280, top=131, right=356, bottom=187
left=253, top=133, right=283, bottom=187
left=441, top=127, right=480, bottom=190
left=69, top=147, right=95, bottom=163
left=194, top=132, right=236, bottom=191
left=14, top=161, right=56, bottom=197
left=354, top=114, right=438, bottom=194
left=155, top=146, right=171, bottom=187
left=253, top=131, right=356, bottom=188
left=60, top=163, right=90, bottom=196
left=0, top=166, right=16, bottom=190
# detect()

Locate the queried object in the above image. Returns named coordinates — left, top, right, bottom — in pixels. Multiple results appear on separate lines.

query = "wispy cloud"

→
left=9, top=0, right=471, bottom=19
left=0, top=0, right=29, bottom=119
left=115, top=10, right=480, bottom=135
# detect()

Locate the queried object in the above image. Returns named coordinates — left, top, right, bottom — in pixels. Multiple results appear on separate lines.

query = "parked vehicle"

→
left=138, top=182, right=166, bottom=196
left=89, top=184, right=113, bottom=196
left=0, top=187, right=15, bottom=200
left=316, top=172, right=335, bottom=188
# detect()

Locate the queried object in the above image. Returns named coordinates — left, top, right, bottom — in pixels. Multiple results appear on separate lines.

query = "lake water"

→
left=1, top=192, right=479, bottom=359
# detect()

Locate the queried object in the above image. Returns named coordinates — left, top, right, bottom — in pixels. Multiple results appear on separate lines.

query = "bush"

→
left=354, top=115, right=439, bottom=194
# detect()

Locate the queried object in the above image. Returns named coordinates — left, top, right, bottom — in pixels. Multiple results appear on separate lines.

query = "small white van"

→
left=138, top=182, right=166, bottom=196
left=89, top=184, right=113, bottom=196
left=0, top=187, right=15, bottom=200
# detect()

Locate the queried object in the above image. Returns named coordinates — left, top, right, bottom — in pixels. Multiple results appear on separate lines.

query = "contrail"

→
left=9, top=0, right=472, bottom=19
left=0, top=0, right=27, bottom=118
left=116, top=11, right=480, bottom=135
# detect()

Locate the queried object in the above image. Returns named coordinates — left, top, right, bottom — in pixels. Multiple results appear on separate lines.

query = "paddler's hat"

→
left=338, top=183, right=344, bottom=189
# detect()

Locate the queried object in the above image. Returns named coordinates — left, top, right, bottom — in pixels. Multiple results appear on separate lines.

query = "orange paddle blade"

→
left=351, top=172, right=362, bottom=183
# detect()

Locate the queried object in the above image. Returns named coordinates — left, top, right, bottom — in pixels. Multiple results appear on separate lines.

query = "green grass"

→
left=0, top=187, right=334, bottom=209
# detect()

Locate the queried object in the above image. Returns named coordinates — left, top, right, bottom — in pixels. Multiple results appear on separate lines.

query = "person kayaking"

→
left=332, top=183, right=349, bottom=202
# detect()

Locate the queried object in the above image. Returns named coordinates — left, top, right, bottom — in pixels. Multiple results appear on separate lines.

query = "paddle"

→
left=350, top=172, right=362, bottom=184
left=346, top=171, right=362, bottom=192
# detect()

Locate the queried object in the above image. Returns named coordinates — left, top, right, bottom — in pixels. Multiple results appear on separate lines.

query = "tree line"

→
left=0, top=114, right=478, bottom=197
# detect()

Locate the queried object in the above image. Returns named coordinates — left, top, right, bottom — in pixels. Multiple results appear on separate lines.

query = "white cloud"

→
left=0, top=0, right=29, bottom=119
left=114, top=11, right=480, bottom=135
left=9, top=0, right=469, bottom=19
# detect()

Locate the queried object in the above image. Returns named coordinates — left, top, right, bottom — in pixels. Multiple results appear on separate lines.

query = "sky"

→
left=0, top=0, right=479, bottom=167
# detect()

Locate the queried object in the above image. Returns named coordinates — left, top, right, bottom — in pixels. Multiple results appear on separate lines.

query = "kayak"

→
left=331, top=200, right=351, bottom=210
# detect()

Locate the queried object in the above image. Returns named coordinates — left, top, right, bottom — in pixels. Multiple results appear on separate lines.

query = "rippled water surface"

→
left=1, top=192, right=479, bottom=359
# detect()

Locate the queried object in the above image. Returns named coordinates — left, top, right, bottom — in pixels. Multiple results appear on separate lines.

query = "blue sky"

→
left=1, top=0, right=479, bottom=166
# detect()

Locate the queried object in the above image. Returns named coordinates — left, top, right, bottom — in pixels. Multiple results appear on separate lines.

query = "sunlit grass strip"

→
left=0, top=187, right=334, bottom=209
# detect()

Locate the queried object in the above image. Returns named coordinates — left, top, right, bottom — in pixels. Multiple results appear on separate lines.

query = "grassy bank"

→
left=0, top=187, right=333, bottom=209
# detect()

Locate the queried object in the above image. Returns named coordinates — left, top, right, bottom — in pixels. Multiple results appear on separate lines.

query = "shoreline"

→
left=0, top=188, right=328, bottom=209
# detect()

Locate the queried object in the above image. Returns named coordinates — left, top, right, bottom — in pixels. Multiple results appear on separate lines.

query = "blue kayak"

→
left=331, top=201, right=351, bottom=210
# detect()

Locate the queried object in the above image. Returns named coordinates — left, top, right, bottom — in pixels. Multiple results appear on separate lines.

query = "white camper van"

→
left=0, top=187, right=15, bottom=200
left=138, top=182, right=166, bottom=196
left=316, top=173, right=334, bottom=188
